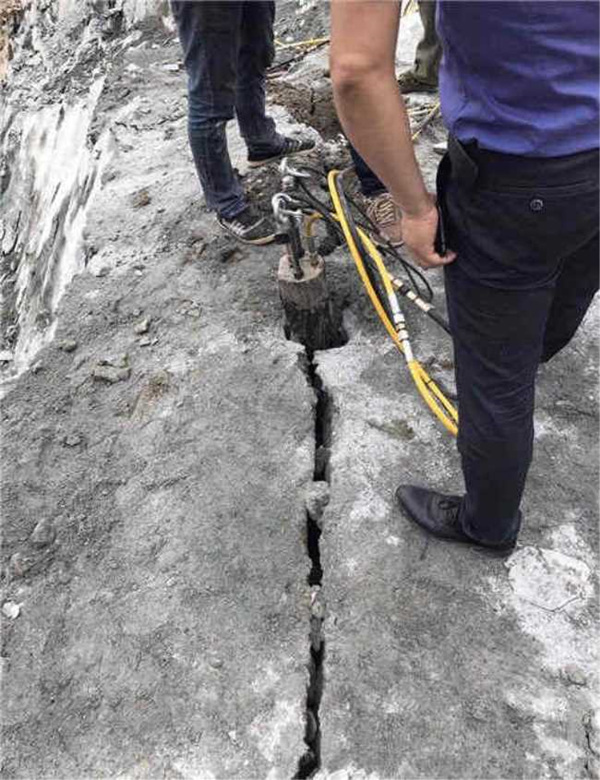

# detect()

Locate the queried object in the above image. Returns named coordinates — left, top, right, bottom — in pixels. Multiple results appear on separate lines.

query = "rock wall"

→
left=0, top=0, right=169, bottom=375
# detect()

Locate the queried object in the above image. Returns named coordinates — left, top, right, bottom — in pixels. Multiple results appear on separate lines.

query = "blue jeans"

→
left=171, top=1, right=285, bottom=219
left=440, top=137, right=599, bottom=545
left=349, top=145, right=386, bottom=198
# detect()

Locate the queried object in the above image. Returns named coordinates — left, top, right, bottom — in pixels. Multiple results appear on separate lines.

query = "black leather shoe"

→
left=395, top=485, right=516, bottom=552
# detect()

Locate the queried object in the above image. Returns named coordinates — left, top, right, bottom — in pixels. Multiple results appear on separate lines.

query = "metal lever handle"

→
left=279, top=156, right=311, bottom=181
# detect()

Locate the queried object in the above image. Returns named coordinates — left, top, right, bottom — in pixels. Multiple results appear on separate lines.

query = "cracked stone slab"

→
left=0, top=4, right=324, bottom=772
left=315, top=295, right=598, bottom=778
left=1, top=278, right=316, bottom=777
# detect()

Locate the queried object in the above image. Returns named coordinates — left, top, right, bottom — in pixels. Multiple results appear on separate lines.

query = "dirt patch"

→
left=268, top=80, right=341, bottom=141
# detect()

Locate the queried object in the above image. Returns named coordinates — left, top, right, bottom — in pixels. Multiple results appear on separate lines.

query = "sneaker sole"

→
left=247, top=144, right=315, bottom=169
left=216, top=219, right=276, bottom=246
left=399, top=84, right=438, bottom=95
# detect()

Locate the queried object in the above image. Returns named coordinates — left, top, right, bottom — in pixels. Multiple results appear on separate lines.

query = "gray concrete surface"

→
left=313, top=103, right=599, bottom=778
left=1, top=2, right=320, bottom=776
left=1, top=2, right=598, bottom=779
left=315, top=306, right=598, bottom=777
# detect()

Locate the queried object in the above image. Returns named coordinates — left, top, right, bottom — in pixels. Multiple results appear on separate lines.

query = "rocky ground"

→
left=1, top=2, right=598, bottom=778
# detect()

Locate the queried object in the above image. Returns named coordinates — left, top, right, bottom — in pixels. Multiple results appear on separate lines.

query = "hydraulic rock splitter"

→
left=272, top=158, right=459, bottom=436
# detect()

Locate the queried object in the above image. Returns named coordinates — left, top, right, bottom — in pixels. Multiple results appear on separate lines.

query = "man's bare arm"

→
left=330, top=0, right=454, bottom=268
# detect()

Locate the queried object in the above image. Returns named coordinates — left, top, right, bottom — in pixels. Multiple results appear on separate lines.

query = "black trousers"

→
left=439, top=138, right=599, bottom=545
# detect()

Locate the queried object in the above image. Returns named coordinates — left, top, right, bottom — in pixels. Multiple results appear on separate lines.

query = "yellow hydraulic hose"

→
left=354, top=229, right=458, bottom=431
left=326, top=170, right=459, bottom=436
left=305, top=212, right=322, bottom=239
left=275, top=36, right=330, bottom=50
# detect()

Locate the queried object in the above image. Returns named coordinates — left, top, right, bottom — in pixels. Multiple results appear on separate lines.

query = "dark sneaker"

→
left=247, top=136, right=315, bottom=168
left=397, top=70, right=438, bottom=94
left=216, top=207, right=276, bottom=245
left=395, top=485, right=517, bottom=552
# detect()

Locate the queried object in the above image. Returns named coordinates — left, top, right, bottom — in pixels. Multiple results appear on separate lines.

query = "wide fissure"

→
left=294, top=346, right=333, bottom=778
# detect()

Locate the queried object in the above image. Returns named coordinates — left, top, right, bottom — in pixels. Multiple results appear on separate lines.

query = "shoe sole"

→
left=399, top=85, right=438, bottom=95
left=247, top=144, right=315, bottom=169
left=394, top=488, right=516, bottom=554
left=216, top=219, right=276, bottom=246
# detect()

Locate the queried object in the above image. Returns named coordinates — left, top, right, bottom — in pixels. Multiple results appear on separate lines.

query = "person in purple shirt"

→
left=330, top=1, right=599, bottom=551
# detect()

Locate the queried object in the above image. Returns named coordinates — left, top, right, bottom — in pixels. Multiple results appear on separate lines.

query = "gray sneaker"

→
left=217, top=207, right=276, bottom=245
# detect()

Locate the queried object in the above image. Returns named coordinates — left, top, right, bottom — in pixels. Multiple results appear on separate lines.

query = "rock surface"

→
left=1, top=2, right=598, bottom=779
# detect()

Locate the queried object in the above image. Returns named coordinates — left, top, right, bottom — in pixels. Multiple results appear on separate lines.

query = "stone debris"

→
left=310, top=586, right=326, bottom=620
left=2, top=601, right=21, bottom=619
left=62, top=433, right=82, bottom=447
left=131, top=188, right=151, bottom=208
left=30, top=518, right=56, bottom=548
left=100, top=354, right=129, bottom=369
left=562, top=664, right=587, bottom=687
left=9, top=552, right=37, bottom=578
left=134, top=318, right=151, bottom=335
left=58, top=339, right=78, bottom=352
left=92, top=365, right=131, bottom=383
left=305, top=481, right=330, bottom=526
left=310, top=585, right=325, bottom=652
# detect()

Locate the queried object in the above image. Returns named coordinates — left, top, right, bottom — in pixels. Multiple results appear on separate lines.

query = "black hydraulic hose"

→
left=294, top=170, right=450, bottom=336
left=303, top=162, right=434, bottom=303
left=298, top=179, right=376, bottom=239
left=332, top=171, right=394, bottom=322
left=335, top=170, right=452, bottom=337
left=392, top=280, right=452, bottom=336
left=343, top=189, right=434, bottom=304
left=295, top=170, right=431, bottom=304
left=307, top=164, right=433, bottom=301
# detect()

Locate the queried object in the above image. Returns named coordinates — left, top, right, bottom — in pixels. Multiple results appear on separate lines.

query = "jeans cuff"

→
left=218, top=200, right=248, bottom=220
left=361, top=184, right=387, bottom=199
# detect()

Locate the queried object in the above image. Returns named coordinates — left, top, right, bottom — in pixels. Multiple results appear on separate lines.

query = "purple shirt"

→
left=437, top=1, right=600, bottom=157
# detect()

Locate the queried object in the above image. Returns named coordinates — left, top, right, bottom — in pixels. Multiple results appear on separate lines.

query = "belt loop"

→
left=448, top=135, right=479, bottom=189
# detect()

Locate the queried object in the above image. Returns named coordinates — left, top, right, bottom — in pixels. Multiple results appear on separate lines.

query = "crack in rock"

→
left=295, top=349, right=334, bottom=778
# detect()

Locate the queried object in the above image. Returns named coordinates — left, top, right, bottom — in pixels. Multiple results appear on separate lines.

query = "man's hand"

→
left=402, top=197, right=456, bottom=269
left=330, top=1, right=455, bottom=267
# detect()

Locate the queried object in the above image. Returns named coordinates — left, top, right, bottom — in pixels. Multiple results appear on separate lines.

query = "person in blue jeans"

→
left=171, top=1, right=314, bottom=245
